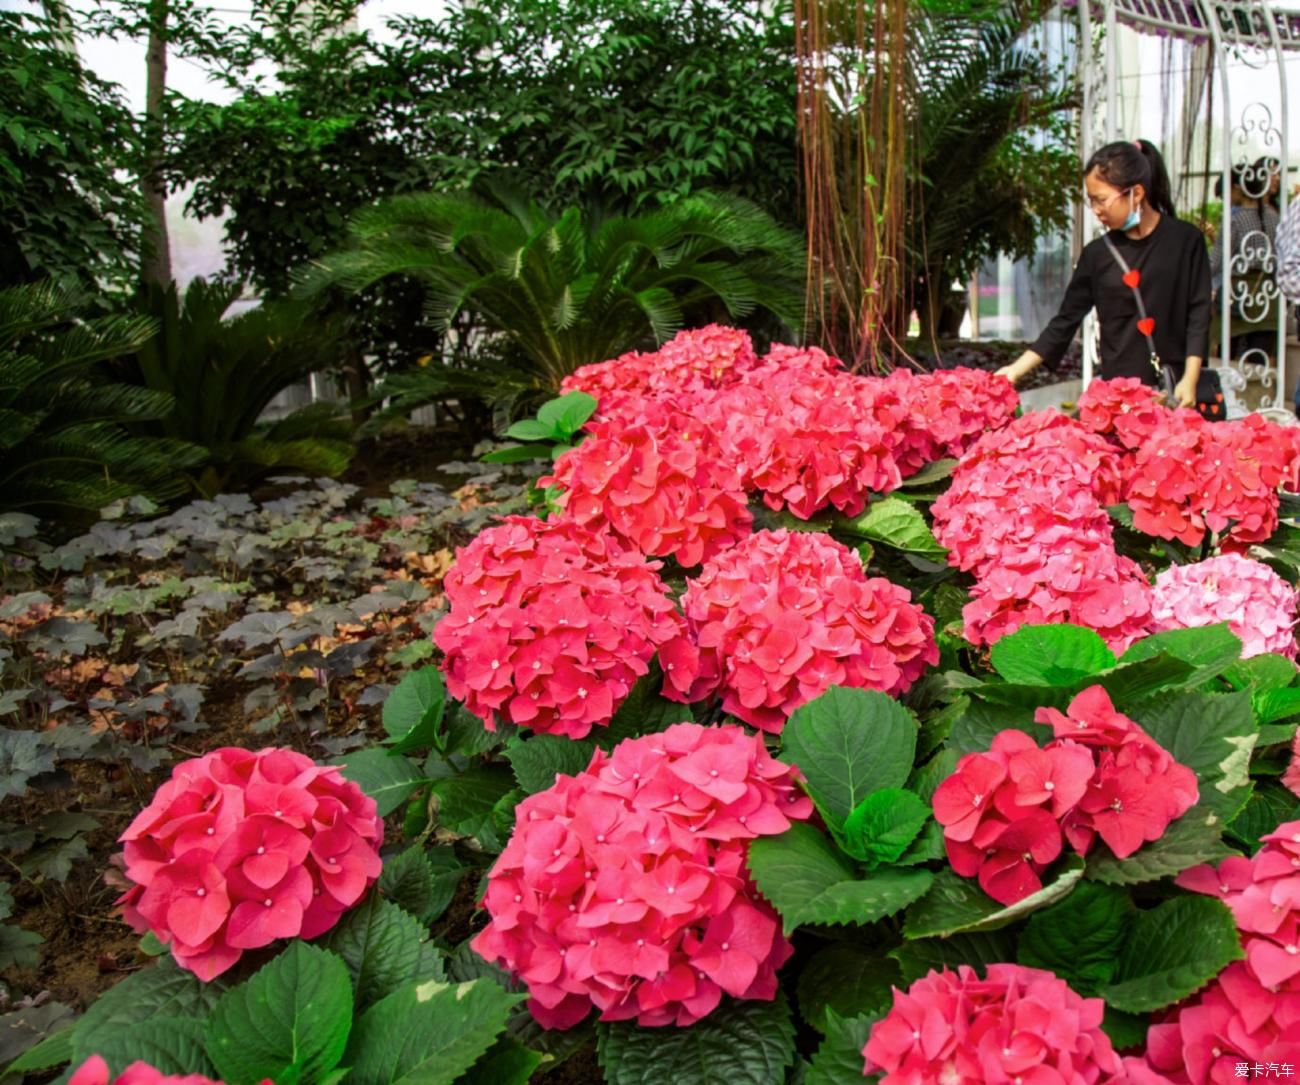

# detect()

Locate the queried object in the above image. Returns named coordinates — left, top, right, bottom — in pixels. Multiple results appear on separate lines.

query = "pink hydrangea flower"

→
left=1284, top=730, right=1300, bottom=800
left=70, top=1056, right=271, bottom=1085
left=862, top=963, right=1125, bottom=1083
left=1077, top=377, right=1168, bottom=451
left=697, top=368, right=902, bottom=520
left=1126, top=412, right=1297, bottom=550
left=471, top=722, right=813, bottom=1028
left=435, top=516, right=686, bottom=739
left=882, top=367, right=1020, bottom=476
left=1151, top=553, right=1298, bottom=660
left=542, top=402, right=752, bottom=567
left=659, top=529, right=937, bottom=732
left=117, top=747, right=383, bottom=981
left=1124, top=820, right=1300, bottom=1081
left=935, top=687, right=1198, bottom=905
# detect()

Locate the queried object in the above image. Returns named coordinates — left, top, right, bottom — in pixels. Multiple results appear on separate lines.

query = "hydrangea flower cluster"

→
left=932, top=413, right=1152, bottom=651
left=1151, top=553, right=1298, bottom=659
left=560, top=326, right=760, bottom=423
left=1119, top=821, right=1300, bottom=1082
left=696, top=368, right=901, bottom=520
left=1076, top=376, right=1167, bottom=451
left=1125, top=411, right=1298, bottom=549
left=659, top=530, right=937, bottom=732
left=543, top=402, right=752, bottom=567
left=118, top=747, right=383, bottom=981
left=435, top=516, right=685, bottom=738
left=862, top=963, right=1125, bottom=1084
left=70, top=1056, right=270, bottom=1085
left=882, top=367, right=1020, bottom=476
left=471, top=722, right=813, bottom=1029
left=934, top=686, right=1198, bottom=905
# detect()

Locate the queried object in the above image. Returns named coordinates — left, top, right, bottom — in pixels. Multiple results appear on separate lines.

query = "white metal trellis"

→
left=1075, top=0, right=1297, bottom=411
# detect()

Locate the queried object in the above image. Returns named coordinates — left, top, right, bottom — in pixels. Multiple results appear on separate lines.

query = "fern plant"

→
left=118, top=279, right=354, bottom=496
left=0, top=282, right=204, bottom=520
left=297, top=183, right=805, bottom=412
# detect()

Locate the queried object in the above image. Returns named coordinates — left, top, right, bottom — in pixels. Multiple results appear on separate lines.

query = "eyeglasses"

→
left=1085, top=189, right=1131, bottom=211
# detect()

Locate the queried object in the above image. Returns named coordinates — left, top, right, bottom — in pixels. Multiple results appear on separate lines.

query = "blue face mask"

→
left=1120, top=192, right=1141, bottom=231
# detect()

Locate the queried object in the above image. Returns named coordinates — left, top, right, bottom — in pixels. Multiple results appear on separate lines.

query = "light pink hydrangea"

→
left=542, top=402, right=752, bottom=568
left=659, top=529, right=937, bottom=732
left=1150, top=553, right=1298, bottom=659
left=471, top=723, right=813, bottom=1029
left=118, top=747, right=383, bottom=981
left=862, top=963, right=1125, bottom=1083
left=435, top=516, right=686, bottom=739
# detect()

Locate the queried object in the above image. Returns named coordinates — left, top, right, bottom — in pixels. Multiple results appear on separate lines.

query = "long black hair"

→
left=1084, top=139, right=1176, bottom=217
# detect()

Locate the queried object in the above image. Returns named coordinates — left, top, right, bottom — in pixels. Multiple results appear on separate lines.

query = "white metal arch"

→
left=1076, top=0, right=1296, bottom=413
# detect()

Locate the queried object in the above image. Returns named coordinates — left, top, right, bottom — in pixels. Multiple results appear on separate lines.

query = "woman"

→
left=997, top=140, right=1211, bottom=408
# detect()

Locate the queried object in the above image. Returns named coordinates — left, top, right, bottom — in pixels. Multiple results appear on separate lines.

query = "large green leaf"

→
left=205, top=942, right=353, bottom=1085
left=383, top=669, right=447, bottom=754
left=335, top=747, right=424, bottom=817
left=347, top=979, right=522, bottom=1085
left=748, top=823, right=932, bottom=933
left=946, top=699, right=1042, bottom=756
left=378, top=845, right=465, bottom=924
left=888, top=931, right=1017, bottom=985
left=1085, top=817, right=1237, bottom=885
left=840, top=496, right=947, bottom=556
left=805, top=1011, right=877, bottom=1085
left=1223, top=652, right=1297, bottom=694
left=1227, top=781, right=1300, bottom=852
left=598, top=993, right=796, bottom=1085
left=796, top=943, right=900, bottom=1033
left=428, top=764, right=516, bottom=841
left=988, top=624, right=1116, bottom=686
left=322, top=895, right=444, bottom=1010
left=1103, top=896, right=1244, bottom=1013
left=88, top=1018, right=214, bottom=1079
left=1016, top=882, right=1133, bottom=995
left=841, top=788, right=931, bottom=868
left=73, top=960, right=224, bottom=1065
left=902, top=859, right=1085, bottom=939
left=536, top=391, right=597, bottom=439
left=781, top=687, right=917, bottom=829
left=505, top=735, right=596, bottom=794
left=455, top=1036, right=544, bottom=1085
left=1130, top=690, right=1258, bottom=823
left=1119, top=623, right=1242, bottom=687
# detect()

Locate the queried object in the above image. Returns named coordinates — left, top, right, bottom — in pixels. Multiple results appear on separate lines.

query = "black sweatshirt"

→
left=1028, top=215, right=1212, bottom=385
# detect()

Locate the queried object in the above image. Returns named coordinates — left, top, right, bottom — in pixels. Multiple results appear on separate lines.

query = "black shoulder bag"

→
left=1101, top=234, right=1225, bottom=419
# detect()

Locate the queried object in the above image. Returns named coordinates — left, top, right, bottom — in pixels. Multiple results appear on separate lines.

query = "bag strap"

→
left=1101, top=235, right=1162, bottom=377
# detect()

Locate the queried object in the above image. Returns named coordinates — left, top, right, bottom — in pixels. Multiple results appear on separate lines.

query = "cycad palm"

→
left=0, top=282, right=205, bottom=519
left=299, top=184, right=805, bottom=394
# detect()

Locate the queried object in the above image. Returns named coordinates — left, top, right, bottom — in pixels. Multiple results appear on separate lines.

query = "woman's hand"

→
left=995, top=351, right=1043, bottom=386
left=1173, top=372, right=1198, bottom=408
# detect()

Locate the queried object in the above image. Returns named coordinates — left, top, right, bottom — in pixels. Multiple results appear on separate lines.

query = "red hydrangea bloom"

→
left=560, top=350, right=661, bottom=424
left=471, top=722, right=813, bottom=1028
left=542, top=402, right=752, bottom=567
left=659, top=529, right=937, bottom=732
left=70, top=1056, right=271, bottom=1085
left=1077, top=377, right=1168, bottom=451
left=1151, top=553, right=1298, bottom=660
left=699, top=369, right=901, bottom=519
left=435, top=516, right=686, bottom=739
left=1125, top=412, right=1296, bottom=549
left=934, top=687, right=1197, bottom=905
left=1120, top=820, right=1300, bottom=1082
left=882, top=367, right=1020, bottom=475
left=117, top=747, right=383, bottom=981
left=862, top=963, right=1125, bottom=1084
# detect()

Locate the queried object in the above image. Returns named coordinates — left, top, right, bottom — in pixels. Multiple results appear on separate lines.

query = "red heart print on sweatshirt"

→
left=1137, top=317, right=1156, bottom=336
left=1123, top=269, right=1141, bottom=289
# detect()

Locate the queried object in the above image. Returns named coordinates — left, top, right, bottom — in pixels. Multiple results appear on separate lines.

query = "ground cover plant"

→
left=4, top=329, right=1300, bottom=1084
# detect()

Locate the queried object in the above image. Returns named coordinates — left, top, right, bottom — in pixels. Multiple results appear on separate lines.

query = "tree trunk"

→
left=140, top=0, right=172, bottom=288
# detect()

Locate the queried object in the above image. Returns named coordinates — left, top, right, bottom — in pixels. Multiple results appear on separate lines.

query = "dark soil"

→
left=904, top=338, right=1084, bottom=390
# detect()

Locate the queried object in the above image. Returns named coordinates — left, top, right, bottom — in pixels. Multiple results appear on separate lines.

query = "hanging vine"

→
left=795, top=0, right=911, bottom=370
